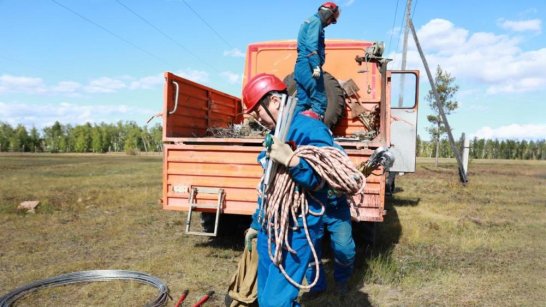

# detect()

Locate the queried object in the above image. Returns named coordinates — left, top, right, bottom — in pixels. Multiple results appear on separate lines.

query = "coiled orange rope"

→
left=259, top=145, right=365, bottom=289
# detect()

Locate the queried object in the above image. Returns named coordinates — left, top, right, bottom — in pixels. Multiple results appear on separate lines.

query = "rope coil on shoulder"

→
left=259, top=145, right=365, bottom=290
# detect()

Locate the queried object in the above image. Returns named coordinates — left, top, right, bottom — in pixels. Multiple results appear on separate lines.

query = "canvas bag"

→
left=226, top=239, right=258, bottom=306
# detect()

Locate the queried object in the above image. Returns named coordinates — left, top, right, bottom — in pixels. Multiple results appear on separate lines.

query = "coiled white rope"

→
left=260, top=146, right=365, bottom=290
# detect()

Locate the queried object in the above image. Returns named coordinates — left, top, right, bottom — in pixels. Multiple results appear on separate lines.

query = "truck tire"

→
left=352, top=221, right=377, bottom=248
left=200, top=212, right=250, bottom=237
left=283, top=72, right=345, bottom=129
left=200, top=212, right=216, bottom=233
left=386, top=172, right=396, bottom=196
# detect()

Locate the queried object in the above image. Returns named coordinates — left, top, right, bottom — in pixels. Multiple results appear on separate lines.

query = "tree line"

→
left=0, top=121, right=162, bottom=154
left=1, top=121, right=544, bottom=160
left=421, top=65, right=544, bottom=162
left=417, top=136, right=546, bottom=160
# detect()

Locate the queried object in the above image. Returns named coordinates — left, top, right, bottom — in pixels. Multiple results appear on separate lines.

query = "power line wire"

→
left=394, top=2, right=406, bottom=55
left=181, top=0, right=234, bottom=49
left=391, top=0, right=408, bottom=64
left=49, top=0, right=171, bottom=66
left=412, top=0, right=419, bottom=18
left=387, top=0, right=400, bottom=55
left=115, top=0, right=219, bottom=72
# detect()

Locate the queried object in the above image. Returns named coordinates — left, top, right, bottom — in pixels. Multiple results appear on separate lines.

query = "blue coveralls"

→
left=294, top=13, right=328, bottom=117
left=305, top=195, right=355, bottom=293
left=250, top=113, right=334, bottom=307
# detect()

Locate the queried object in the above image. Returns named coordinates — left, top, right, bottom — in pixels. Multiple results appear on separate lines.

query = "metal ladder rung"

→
left=189, top=204, right=219, bottom=210
left=185, top=187, right=225, bottom=237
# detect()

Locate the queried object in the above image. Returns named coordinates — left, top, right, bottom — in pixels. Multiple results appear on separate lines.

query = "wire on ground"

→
left=0, top=270, right=170, bottom=307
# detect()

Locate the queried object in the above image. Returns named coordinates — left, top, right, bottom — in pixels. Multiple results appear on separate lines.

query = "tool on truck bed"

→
left=340, top=79, right=379, bottom=140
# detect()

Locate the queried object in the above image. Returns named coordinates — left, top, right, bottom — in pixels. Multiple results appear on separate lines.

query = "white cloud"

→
left=0, top=73, right=173, bottom=96
left=52, top=81, right=82, bottom=94
left=0, top=74, right=47, bottom=94
left=498, top=18, right=542, bottom=33
left=220, top=71, right=242, bottom=85
left=84, top=77, right=126, bottom=93
left=344, top=0, right=355, bottom=6
left=387, top=26, right=402, bottom=37
left=174, top=69, right=210, bottom=83
left=223, top=48, right=245, bottom=58
left=473, top=124, right=546, bottom=140
left=486, top=77, right=546, bottom=94
left=417, top=19, right=469, bottom=52
left=389, top=18, right=546, bottom=94
left=129, top=74, right=163, bottom=90
left=0, top=101, right=154, bottom=129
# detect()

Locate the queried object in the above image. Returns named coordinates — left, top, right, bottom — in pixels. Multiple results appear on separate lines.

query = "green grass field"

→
left=1, top=154, right=545, bottom=306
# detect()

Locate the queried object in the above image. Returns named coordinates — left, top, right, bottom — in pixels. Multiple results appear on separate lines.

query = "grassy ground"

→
left=0, top=154, right=545, bottom=306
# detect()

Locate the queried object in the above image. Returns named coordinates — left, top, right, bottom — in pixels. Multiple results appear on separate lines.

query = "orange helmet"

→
left=242, top=73, right=286, bottom=113
left=319, top=2, right=340, bottom=24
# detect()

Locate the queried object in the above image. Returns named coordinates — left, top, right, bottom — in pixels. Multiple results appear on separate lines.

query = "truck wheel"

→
left=283, top=72, right=345, bottom=129
left=353, top=221, right=377, bottom=248
left=200, top=212, right=216, bottom=233
left=200, top=213, right=250, bottom=237
left=386, top=172, right=396, bottom=196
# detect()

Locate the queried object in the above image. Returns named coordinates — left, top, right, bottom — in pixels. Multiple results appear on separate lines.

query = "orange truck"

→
left=161, top=40, right=419, bottom=236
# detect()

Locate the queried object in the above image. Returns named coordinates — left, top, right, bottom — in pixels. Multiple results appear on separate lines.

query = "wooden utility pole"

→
left=461, top=133, right=470, bottom=177
left=408, top=18, right=468, bottom=184
left=398, top=0, right=412, bottom=107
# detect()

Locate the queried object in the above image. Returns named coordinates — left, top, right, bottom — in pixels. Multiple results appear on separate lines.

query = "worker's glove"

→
left=244, top=228, right=258, bottom=251
left=312, top=66, right=321, bottom=79
left=268, top=136, right=298, bottom=167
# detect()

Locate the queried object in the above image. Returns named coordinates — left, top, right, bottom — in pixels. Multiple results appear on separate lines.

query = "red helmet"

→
left=319, top=2, right=340, bottom=23
left=242, top=73, right=286, bottom=113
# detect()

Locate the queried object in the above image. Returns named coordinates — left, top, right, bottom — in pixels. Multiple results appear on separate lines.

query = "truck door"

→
left=388, top=71, right=419, bottom=173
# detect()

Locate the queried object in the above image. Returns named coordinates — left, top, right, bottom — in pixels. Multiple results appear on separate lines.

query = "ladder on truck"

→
left=185, top=187, right=225, bottom=236
left=185, top=94, right=296, bottom=237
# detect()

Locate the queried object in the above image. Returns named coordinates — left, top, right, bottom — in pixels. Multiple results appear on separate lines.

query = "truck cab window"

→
left=390, top=72, right=417, bottom=109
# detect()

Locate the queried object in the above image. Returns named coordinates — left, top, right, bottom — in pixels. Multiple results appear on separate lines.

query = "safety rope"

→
left=259, top=146, right=365, bottom=290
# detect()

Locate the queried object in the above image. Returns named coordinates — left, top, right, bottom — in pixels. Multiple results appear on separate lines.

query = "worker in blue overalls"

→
left=241, top=73, right=335, bottom=307
left=294, top=2, right=340, bottom=119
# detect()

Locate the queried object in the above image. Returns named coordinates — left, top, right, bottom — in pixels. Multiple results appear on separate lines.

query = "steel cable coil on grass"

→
left=0, top=270, right=170, bottom=307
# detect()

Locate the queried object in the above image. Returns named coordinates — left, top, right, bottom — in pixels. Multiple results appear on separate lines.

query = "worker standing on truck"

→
left=304, top=143, right=355, bottom=299
left=242, top=73, right=335, bottom=307
left=293, top=2, right=340, bottom=119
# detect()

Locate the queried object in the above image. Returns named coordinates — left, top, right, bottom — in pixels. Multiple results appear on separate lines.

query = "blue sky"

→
left=1, top=0, right=545, bottom=140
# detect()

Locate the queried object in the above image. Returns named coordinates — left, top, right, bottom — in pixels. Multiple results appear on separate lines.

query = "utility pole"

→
left=408, top=18, right=468, bottom=184
left=398, top=0, right=412, bottom=107
left=461, top=133, right=470, bottom=177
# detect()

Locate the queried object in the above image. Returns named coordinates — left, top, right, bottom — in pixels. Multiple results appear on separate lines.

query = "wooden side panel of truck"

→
left=162, top=40, right=417, bottom=223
